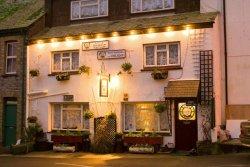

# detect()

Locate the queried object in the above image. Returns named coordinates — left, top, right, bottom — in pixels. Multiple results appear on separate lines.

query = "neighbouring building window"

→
left=71, top=0, right=108, bottom=20
left=52, top=51, right=79, bottom=72
left=131, top=0, right=174, bottom=13
left=123, top=103, right=170, bottom=133
left=144, top=42, right=180, bottom=67
left=6, top=42, right=18, bottom=74
left=52, top=104, right=90, bottom=130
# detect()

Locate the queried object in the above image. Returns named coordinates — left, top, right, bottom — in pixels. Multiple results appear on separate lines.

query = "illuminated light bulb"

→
left=51, top=38, right=59, bottom=48
left=146, top=28, right=156, bottom=39
left=112, top=32, right=119, bottom=37
left=164, top=27, right=174, bottom=37
left=37, top=40, right=45, bottom=49
left=129, top=30, right=139, bottom=41
left=65, top=37, right=73, bottom=47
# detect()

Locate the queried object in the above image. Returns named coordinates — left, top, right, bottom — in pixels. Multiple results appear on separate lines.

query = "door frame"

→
left=174, top=98, right=198, bottom=150
left=3, top=97, right=17, bottom=147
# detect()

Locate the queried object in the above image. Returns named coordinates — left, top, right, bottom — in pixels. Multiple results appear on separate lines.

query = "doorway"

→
left=175, top=101, right=198, bottom=151
left=3, top=99, right=17, bottom=147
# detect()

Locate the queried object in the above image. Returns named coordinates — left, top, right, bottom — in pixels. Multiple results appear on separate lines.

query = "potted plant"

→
left=107, top=112, right=117, bottom=120
left=121, top=62, right=132, bottom=74
left=78, top=65, right=91, bottom=75
left=27, top=116, right=38, bottom=123
left=115, top=133, right=124, bottom=153
left=154, top=103, right=167, bottom=113
left=83, top=110, right=94, bottom=120
left=151, top=69, right=168, bottom=80
left=56, top=73, right=70, bottom=81
left=29, top=69, right=39, bottom=77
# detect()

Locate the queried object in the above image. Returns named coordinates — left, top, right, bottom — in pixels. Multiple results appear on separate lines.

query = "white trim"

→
left=131, top=0, right=175, bottom=14
left=71, top=0, right=109, bottom=20
left=5, top=42, right=18, bottom=74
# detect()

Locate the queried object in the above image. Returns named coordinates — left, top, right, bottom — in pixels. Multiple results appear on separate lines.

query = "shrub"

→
left=27, top=116, right=38, bottom=123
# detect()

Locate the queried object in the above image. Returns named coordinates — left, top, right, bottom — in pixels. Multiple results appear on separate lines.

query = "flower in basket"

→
left=121, top=62, right=132, bottom=74
left=56, top=72, right=70, bottom=81
left=27, top=116, right=38, bottom=123
left=78, top=65, right=91, bottom=75
left=151, top=69, right=168, bottom=80
left=154, top=103, right=167, bottom=113
left=83, top=110, right=94, bottom=120
left=29, top=69, right=40, bottom=77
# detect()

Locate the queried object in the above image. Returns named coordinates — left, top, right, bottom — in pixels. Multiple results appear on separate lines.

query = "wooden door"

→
left=175, top=101, right=197, bottom=151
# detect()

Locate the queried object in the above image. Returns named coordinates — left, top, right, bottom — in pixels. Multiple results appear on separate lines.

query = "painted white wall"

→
left=27, top=26, right=221, bottom=145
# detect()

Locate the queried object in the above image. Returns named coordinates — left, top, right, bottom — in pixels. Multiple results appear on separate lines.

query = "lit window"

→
left=52, top=104, right=90, bottom=130
left=71, top=0, right=108, bottom=20
left=144, top=42, right=180, bottom=67
left=131, top=0, right=174, bottom=13
left=52, top=51, right=79, bottom=72
left=123, top=103, right=170, bottom=133
left=6, top=42, right=18, bottom=74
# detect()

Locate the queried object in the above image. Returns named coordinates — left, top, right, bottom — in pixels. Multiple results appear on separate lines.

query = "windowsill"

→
left=48, top=71, right=79, bottom=76
left=141, top=66, right=182, bottom=72
left=123, top=131, right=171, bottom=136
left=2, top=74, right=18, bottom=77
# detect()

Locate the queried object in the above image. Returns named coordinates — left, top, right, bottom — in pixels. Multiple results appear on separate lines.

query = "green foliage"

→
left=107, top=112, right=117, bottom=120
left=11, top=142, right=34, bottom=155
left=83, top=110, right=94, bottom=120
left=78, top=65, right=91, bottom=75
left=121, top=62, right=132, bottom=73
left=56, top=72, right=70, bottom=81
left=52, top=130, right=90, bottom=137
left=27, top=116, right=38, bottom=123
left=25, top=123, right=42, bottom=142
left=154, top=103, right=167, bottom=113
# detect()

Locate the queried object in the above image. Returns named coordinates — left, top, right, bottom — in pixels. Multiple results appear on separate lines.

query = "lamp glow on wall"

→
left=99, top=62, right=110, bottom=97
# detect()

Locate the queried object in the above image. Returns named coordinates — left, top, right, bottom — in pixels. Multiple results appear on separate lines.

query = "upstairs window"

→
left=6, top=42, right=18, bottom=74
left=144, top=42, right=180, bottom=67
left=71, top=0, right=108, bottom=20
left=131, top=0, right=174, bottom=13
left=52, top=51, right=79, bottom=72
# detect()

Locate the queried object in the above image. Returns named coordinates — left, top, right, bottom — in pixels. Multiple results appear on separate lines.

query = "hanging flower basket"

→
left=56, top=73, right=70, bottom=81
left=151, top=69, right=168, bottom=80
left=78, top=65, right=91, bottom=75
left=83, top=110, right=94, bottom=120
left=29, top=69, right=40, bottom=77
left=107, top=112, right=117, bottom=120
left=27, top=116, right=38, bottom=123
left=154, top=103, right=167, bottom=113
left=121, top=62, right=132, bottom=74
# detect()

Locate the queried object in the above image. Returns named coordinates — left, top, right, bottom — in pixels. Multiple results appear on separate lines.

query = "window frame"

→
left=5, top=41, right=18, bottom=74
left=143, top=42, right=181, bottom=68
left=52, top=103, right=90, bottom=131
left=71, top=0, right=109, bottom=20
left=51, top=50, right=79, bottom=73
left=122, top=102, right=171, bottom=133
left=130, top=0, right=175, bottom=14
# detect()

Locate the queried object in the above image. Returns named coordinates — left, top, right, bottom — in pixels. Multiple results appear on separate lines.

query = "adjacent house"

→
left=27, top=0, right=225, bottom=151
left=0, top=0, right=44, bottom=147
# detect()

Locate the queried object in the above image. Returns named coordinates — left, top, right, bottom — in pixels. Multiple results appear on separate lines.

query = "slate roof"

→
left=32, top=12, right=218, bottom=40
left=0, top=0, right=45, bottom=31
left=165, top=80, right=200, bottom=98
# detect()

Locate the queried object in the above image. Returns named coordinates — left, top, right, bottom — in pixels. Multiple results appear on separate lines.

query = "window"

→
left=144, top=42, right=180, bottom=67
left=52, top=104, right=90, bottom=130
left=6, top=42, right=18, bottom=74
left=71, top=0, right=108, bottom=20
left=123, top=103, right=170, bottom=133
left=52, top=51, right=79, bottom=72
left=131, top=0, right=174, bottom=13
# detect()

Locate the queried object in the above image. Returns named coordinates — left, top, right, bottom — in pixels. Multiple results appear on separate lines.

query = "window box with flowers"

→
left=56, top=72, right=70, bottom=81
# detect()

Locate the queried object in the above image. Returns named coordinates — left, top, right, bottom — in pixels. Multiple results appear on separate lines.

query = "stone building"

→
left=0, top=0, right=45, bottom=147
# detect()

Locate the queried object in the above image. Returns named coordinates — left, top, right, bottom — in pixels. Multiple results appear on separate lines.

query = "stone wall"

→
left=0, top=35, right=26, bottom=146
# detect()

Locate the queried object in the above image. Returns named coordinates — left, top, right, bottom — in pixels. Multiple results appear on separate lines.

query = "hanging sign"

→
left=97, top=49, right=126, bottom=60
left=82, top=40, right=109, bottom=51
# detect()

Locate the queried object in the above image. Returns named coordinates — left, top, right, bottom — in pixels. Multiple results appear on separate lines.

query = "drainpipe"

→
left=223, top=0, right=228, bottom=105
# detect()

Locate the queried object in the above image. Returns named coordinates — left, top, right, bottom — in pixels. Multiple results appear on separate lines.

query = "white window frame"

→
left=131, top=0, right=175, bottom=14
left=52, top=104, right=90, bottom=131
left=122, top=102, right=170, bottom=133
left=71, top=0, right=109, bottom=20
left=51, top=51, right=79, bottom=73
left=143, top=42, right=181, bottom=67
left=5, top=42, right=18, bottom=74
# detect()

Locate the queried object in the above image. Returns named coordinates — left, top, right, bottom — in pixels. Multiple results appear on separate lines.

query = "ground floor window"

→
left=123, top=102, right=170, bottom=133
left=52, top=103, right=89, bottom=130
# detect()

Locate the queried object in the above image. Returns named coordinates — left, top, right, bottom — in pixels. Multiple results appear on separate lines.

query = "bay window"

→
left=52, top=104, right=90, bottom=130
left=123, top=103, right=170, bottom=133
left=52, top=51, right=79, bottom=72
left=6, top=42, right=18, bottom=74
left=131, top=0, right=174, bottom=13
left=71, top=0, right=108, bottom=20
left=144, top=42, right=180, bottom=67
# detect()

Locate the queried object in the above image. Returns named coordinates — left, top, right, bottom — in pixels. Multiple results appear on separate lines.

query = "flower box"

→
left=129, top=145, right=154, bottom=154
left=53, top=145, right=75, bottom=153
left=51, top=135, right=83, bottom=145
left=124, top=136, right=163, bottom=146
left=56, top=73, right=70, bottom=81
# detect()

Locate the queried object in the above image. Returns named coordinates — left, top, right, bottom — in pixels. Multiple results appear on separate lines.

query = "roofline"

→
left=29, top=21, right=214, bottom=44
left=0, top=27, right=28, bottom=37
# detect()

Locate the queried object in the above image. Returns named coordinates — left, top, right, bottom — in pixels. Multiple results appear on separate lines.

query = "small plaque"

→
left=97, top=49, right=126, bottom=60
left=63, top=95, right=74, bottom=102
left=82, top=40, right=109, bottom=50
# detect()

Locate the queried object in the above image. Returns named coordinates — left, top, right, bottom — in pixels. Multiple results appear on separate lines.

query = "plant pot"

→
left=30, top=70, right=40, bottom=77
left=56, top=73, right=70, bottom=81
left=151, top=72, right=168, bottom=80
